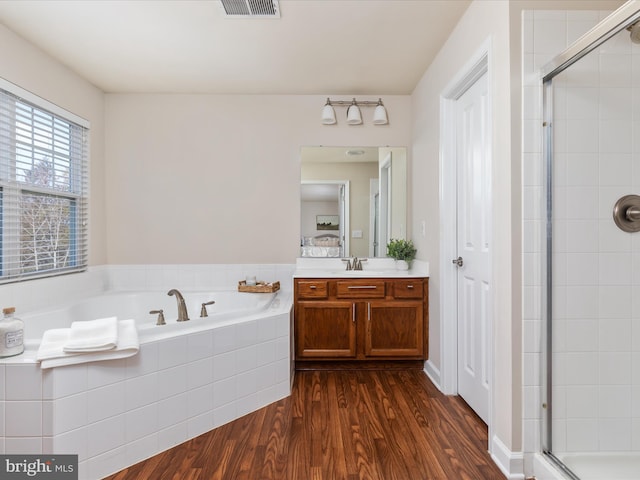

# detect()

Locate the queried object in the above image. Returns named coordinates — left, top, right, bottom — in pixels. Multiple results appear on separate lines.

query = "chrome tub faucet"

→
left=167, top=289, right=189, bottom=321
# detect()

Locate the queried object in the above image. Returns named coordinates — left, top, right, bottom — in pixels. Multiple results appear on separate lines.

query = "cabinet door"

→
left=365, top=301, right=423, bottom=357
left=296, top=301, right=356, bottom=358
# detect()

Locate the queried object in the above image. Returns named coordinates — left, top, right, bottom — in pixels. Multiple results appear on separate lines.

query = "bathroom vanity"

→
left=293, top=259, right=429, bottom=369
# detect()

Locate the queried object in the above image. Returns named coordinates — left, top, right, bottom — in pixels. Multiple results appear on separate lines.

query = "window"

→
left=0, top=82, right=89, bottom=283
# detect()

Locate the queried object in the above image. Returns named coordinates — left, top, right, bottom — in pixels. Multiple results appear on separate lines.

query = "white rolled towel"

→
left=63, top=316, right=118, bottom=352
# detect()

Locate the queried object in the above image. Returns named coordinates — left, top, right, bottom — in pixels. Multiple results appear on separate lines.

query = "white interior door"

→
left=454, top=70, right=490, bottom=424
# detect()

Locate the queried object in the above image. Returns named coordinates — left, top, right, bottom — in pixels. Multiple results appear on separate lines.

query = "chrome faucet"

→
left=167, top=289, right=189, bottom=321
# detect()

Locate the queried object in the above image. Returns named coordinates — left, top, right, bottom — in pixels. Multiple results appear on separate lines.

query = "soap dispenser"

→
left=0, top=307, right=24, bottom=358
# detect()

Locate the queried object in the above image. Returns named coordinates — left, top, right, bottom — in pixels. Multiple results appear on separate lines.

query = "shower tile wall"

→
left=523, top=9, right=640, bottom=460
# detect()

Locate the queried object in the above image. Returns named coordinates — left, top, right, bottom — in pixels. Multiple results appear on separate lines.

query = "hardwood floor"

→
left=106, top=370, right=506, bottom=480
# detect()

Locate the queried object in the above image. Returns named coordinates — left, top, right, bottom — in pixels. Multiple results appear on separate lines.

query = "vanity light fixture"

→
left=372, top=98, right=388, bottom=125
left=321, top=98, right=337, bottom=125
left=321, top=97, right=388, bottom=125
left=346, top=99, right=362, bottom=125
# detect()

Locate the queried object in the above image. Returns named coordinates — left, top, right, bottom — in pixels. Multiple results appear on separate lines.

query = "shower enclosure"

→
left=541, top=3, right=640, bottom=479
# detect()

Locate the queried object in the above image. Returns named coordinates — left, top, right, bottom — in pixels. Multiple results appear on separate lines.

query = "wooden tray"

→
left=238, top=280, right=280, bottom=293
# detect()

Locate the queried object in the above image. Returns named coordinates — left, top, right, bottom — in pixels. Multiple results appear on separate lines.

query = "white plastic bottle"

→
left=0, top=307, right=24, bottom=358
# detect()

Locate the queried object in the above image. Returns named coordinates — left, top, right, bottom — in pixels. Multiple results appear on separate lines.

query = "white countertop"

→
left=293, top=258, right=429, bottom=279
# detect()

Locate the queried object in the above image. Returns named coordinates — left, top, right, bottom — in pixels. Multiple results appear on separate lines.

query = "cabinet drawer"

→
left=297, top=280, right=329, bottom=299
left=336, top=280, right=385, bottom=299
left=393, top=280, right=424, bottom=299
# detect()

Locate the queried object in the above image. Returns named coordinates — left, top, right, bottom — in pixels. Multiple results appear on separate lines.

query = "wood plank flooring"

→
left=106, top=370, right=506, bottom=480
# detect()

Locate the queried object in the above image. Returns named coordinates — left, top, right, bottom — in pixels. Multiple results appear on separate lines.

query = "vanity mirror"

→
left=300, top=146, right=407, bottom=258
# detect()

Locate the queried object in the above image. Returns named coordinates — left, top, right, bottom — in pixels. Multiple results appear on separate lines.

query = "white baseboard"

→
left=423, top=359, right=441, bottom=390
left=491, top=435, right=525, bottom=480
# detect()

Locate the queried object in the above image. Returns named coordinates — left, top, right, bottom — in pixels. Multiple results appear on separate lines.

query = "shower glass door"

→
left=543, top=8, right=640, bottom=479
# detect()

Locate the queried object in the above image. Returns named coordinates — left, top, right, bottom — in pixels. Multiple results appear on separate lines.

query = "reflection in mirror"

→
left=300, top=146, right=406, bottom=258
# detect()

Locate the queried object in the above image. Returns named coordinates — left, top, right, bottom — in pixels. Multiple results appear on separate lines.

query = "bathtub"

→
left=21, top=289, right=281, bottom=349
left=1, top=287, right=293, bottom=480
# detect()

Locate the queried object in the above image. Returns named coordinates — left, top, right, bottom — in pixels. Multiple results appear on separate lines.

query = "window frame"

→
left=0, top=78, right=89, bottom=283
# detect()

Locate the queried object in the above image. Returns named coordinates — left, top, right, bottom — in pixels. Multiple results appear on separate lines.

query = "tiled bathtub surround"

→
left=0, top=264, right=294, bottom=480
left=523, top=9, right=640, bottom=477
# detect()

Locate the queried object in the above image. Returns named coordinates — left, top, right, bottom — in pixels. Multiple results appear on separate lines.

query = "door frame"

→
left=301, top=179, right=350, bottom=256
left=378, top=152, right=392, bottom=252
left=369, top=178, right=379, bottom=257
left=439, top=40, right=493, bottom=432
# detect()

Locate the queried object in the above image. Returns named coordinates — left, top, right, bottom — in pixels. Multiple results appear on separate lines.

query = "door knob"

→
left=452, top=256, right=463, bottom=267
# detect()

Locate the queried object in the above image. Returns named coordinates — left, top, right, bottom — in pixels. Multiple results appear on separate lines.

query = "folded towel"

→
left=37, top=319, right=139, bottom=369
left=63, top=316, right=119, bottom=352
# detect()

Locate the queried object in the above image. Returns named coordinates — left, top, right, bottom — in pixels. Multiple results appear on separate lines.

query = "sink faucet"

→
left=342, top=257, right=367, bottom=270
left=167, top=289, right=189, bottom=321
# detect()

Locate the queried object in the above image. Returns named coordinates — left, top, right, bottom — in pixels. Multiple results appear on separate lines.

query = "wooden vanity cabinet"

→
left=294, top=277, right=428, bottom=365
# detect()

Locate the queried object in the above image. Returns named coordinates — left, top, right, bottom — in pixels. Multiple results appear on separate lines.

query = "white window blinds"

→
left=0, top=86, right=89, bottom=283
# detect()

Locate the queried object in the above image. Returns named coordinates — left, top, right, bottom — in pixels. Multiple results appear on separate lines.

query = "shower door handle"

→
left=452, top=256, right=464, bottom=267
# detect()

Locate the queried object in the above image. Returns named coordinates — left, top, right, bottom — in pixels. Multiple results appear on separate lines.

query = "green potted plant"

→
left=386, top=238, right=417, bottom=270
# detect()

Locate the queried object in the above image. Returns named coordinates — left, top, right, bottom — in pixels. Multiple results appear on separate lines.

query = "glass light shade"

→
left=321, top=104, right=336, bottom=124
left=372, top=104, right=388, bottom=125
left=346, top=104, right=362, bottom=125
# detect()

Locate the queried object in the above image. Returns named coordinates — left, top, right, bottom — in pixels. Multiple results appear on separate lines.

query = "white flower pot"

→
left=396, top=259, right=409, bottom=271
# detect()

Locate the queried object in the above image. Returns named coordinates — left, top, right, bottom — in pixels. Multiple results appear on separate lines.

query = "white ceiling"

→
left=301, top=146, right=379, bottom=164
left=0, top=0, right=471, bottom=95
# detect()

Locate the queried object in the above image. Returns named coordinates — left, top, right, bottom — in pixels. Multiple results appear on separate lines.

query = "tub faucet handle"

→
left=200, top=301, right=216, bottom=318
left=150, top=309, right=166, bottom=326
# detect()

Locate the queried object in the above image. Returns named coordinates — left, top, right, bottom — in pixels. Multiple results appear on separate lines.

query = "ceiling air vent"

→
left=220, top=0, right=280, bottom=18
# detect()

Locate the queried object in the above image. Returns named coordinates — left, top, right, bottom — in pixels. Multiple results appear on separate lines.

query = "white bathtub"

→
left=21, top=289, right=280, bottom=349
left=1, top=287, right=292, bottom=480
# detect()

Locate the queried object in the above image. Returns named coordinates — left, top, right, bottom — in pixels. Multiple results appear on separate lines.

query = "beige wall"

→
left=0, top=19, right=412, bottom=267
left=0, top=23, right=107, bottom=266
left=105, top=94, right=411, bottom=264
left=411, top=0, right=517, bottom=453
